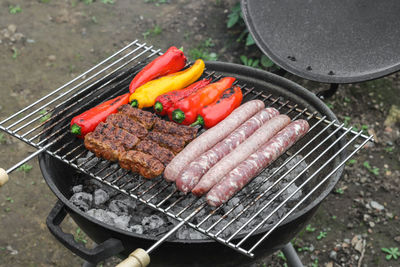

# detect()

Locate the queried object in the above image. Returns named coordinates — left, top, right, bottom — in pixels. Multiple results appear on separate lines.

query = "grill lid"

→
left=241, top=0, right=400, bottom=83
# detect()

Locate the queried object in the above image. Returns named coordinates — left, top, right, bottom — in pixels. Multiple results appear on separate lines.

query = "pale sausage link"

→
left=192, top=114, right=291, bottom=196
left=206, top=120, right=310, bottom=207
left=176, top=108, right=279, bottom=193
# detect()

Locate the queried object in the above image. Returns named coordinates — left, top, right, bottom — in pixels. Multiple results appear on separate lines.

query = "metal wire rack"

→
left=0, top=40, right=373, bottom=257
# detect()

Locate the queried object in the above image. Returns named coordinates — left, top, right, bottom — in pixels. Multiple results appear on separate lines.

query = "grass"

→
left=17, top=164, right=33, bottom=173
left=0, top=133, right=6, bottom=144
left=142, top=25, right=162, bottom=39
left=145, top=0, right=167, bottom=6
left=335, top=188, right=344, bottom=194
left=240, top=55, right=259, bottom=68
left=6, top=197, right=14, bottom=203
left=188, top=38, right=218, bottom=61
left=101, top=0, right=115, bottom=3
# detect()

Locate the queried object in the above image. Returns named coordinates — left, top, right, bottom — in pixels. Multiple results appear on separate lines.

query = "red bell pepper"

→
left=70, top=93, right=130, bottom=138
left=171, top=77, right=236, bottom=125
left=154, top=78, right=211, bottom=116
left=129, top=46, right=187, bottom=93
left=191, top=86, right=243, bottom=128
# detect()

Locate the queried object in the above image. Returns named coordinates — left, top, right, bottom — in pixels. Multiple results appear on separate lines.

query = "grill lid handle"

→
left=46, top=200, right=125, bottom=264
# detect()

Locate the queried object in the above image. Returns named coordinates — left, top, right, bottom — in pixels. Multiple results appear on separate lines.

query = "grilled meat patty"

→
left=135, top=140, right=175, bottom=166
left=118, top=104, right=159, bottom=129
left=152, top=119, right=198, bottom=143
left=93, top=122, right=140, bottom=150
left=84, top=132, right=125, bottom=162
left=119, top=150, right=164, bottom=179
left=145, top=131, right=186, bottom=154
left=106, top=113, right=148, bottom=139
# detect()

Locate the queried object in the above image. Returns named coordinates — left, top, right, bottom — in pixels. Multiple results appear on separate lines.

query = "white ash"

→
left=93, top=189, right=109, bottom=205
left=69, top=153, right=307, bottom=240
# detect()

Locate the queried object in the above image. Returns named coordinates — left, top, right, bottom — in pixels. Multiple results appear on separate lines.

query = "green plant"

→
left=82, top=0, right=93, bottom=4
left=75, top=228, right=88, bottom=244
left=297, top=246, right=310, bottom=252
left=381, top=247, right=400, bottom=260
left=6, top=197, right=14, bottom=203
left=9, top=5, right=22, bottom=14
left=384, top=146, right=394, bottom=153
left=17, top=164, right=33, bottom=173
left=305, top=224, right=316, bottom=232
left=0, top=133, right=6, bottom=144
left=101, top=0, right=114, bottom=4
left=347, top=159, right=357, bottom=166
left=240, top=55, right=259, bottom=68
left=343, top=116, right=351, bottom=127
left=91, top=16, right=98, bottom=23
left=142, top=25, right=162, bottom=39
left=316, top=231, right=327, bottom=240
left=344, top=97, right=351, bottom=103
left=363, top=161, right=379, bottom=176
left=12, top=48, right=18, bottom=59
left=145, top=0, right=167, bottom=6
left=335, top=188, right=344, bottom=194
left=277, top=251, right=287, bottom=261
left=311, top=258, right=319, bottom=267
left=326, top=103, right=334, bottom=109
left=332, top=215, right=337, bottom=220
left=41, top=0, right=51, bottom=3
left=204, top=38, right=215, bottom=48
left=226, top=2, right=255, bottom=46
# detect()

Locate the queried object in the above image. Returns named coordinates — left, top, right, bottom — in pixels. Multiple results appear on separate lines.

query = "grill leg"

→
left=282, top=243, right=303, bottom=267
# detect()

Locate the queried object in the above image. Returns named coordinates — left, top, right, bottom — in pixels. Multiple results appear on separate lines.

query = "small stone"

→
left=384, top=105, right=400, bottom=127
left=329, top=250, right=337, bottom=260
left=370, top=200, right=384, bottom=211
left=394, top=236, right=400, bottom=244
left=369, top=221, right=375, bottom=227
left=48, top=55, right=56, bottom=61
left=344, top=238, right=351, bottom=244
left=325, top=262, right=334, bottom=267
left=8, top=24, right=17, bottom=34
left=27, top=38, right=35, bottom=43
left=347, top=222, right=354, bottom=229
left=6, top=245, right=18, bottom=255
left=363, top=214, right=371, bottom=221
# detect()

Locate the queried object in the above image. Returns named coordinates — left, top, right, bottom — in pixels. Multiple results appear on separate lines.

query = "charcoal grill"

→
left=0, top=40, right=373, bottom=266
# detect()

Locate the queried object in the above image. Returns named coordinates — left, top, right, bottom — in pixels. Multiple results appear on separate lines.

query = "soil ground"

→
left=0, top=1, right=399, bottom=266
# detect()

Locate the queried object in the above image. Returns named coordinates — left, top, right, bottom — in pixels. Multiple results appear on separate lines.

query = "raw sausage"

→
left=206, top=119, right=310, bottom=207
left=176, top=108, right=279, bottom=193
left=192, top=114, right=291, bottom=196
left=164, top=100, right=265, bottom=182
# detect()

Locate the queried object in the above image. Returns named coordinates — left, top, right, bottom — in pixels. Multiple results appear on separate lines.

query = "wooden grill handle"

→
left=0, top=168, right=9, bottom=187
left=116, top=249, right=150, bottom=267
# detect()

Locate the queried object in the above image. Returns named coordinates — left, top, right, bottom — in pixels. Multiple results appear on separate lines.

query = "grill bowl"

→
left=39, top=61, right=345, bottom=266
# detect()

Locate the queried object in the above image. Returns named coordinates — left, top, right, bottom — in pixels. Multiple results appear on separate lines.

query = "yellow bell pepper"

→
left=129, top=59, right=205, bottom=109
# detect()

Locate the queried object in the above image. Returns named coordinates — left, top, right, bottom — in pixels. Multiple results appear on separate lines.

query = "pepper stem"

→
left=70, top=124, right=82, bottom=136
left=171, top=109, right=185, bottom=123
left=130, top=100, right=139, bottom=108
left=154, top=102, right=163, bottom=113
left=190, top=116, right=204, bottom=127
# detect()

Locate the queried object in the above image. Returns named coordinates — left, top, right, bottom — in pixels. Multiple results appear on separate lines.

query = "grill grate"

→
left=0, top=40, right=373, bottom=257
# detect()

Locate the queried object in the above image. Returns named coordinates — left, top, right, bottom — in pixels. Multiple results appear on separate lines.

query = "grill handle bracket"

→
left=46, top=200, right=125, bottom=264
